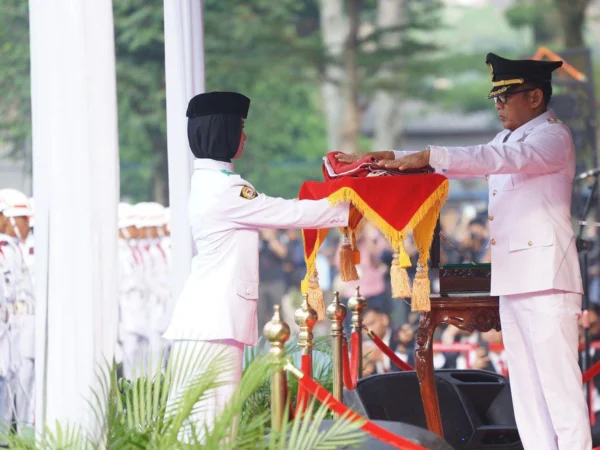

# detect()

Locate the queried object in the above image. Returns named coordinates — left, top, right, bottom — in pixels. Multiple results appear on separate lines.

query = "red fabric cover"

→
left=298, top=174, right=448, bottom=262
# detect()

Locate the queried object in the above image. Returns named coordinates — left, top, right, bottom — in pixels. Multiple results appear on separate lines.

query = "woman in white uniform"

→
left=163, top=91, right=349, bottom=436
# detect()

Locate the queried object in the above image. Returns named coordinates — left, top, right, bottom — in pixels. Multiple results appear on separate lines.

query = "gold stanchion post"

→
left=347, top=286, right=367, bottom=379
left=263, top=305, right=291, bottom=432
left=295, top=293, right=317, bottom=361
left=326, top=291, right=347, bottom=406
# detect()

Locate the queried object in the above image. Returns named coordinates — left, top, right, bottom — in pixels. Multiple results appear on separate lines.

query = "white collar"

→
left=509, top=109, right=556, bottom=141
left=193, top=158, right=234, bottom=172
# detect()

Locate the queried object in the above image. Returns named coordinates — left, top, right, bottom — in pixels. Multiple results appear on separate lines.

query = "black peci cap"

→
left=486, top=53, right=562, bottom=98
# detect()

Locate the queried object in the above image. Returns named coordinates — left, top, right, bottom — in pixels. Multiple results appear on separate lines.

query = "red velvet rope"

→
left=342, top=337, right=356, bottom=390
left=295, top=354, right=313, bottom=416
left=366, top=328, right=414, bottom=371
left=290, top=372, right=427, bottom=450
left=351, top=331, right=360, bottom=386
left=583, top=359, right=600, bottom=384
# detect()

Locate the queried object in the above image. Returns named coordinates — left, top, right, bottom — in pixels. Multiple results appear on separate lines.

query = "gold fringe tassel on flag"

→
left=300, top=179, right=449, bottom=318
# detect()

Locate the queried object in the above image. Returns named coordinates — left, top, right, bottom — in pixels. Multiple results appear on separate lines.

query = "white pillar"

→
left=29, top=0, right=120, bottom=437
left=163, top=0, right=206, bottom=305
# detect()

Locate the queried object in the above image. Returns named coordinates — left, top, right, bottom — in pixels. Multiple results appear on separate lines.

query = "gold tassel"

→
left=397, top=238, right=412, bottom=268
left=339, top=229, right=359, bottom=282
left=411, top=262, right=431, bottom=312
left=350, top=228, right=361, bottom=265
left=307, top=270, right=325, bottom=320
left=391, top=252, right=412, bottom=298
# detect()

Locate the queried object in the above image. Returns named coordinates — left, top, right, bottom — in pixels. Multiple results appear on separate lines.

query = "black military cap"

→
left=186, top=91, right=250, bottom=118
left=486, top=53, right=562, bottom=98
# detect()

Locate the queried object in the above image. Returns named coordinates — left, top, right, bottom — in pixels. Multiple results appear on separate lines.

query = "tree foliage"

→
left=0, top=0, right=30, bottom=156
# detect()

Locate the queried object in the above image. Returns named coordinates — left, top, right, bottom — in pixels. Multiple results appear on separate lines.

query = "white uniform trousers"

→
left=500, top=289, right=592, bottom=450
left=167, top=339, right=244, bottom=442
left=0, top=329, right=14, bottom=434
left=14, top=357, right=34, bottom=427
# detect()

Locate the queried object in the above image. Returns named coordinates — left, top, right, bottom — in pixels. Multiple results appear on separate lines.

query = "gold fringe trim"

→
left=300, top=178, right=448, bottom=319
left=339, top=229, right=359, bottom=281
left=411, top=266, right=431, bottom=312
left=350, top=228, right=361, bottom=265
left=325, top=180, right=449, bottom=251
left=398, top=238, right=411, bottom=268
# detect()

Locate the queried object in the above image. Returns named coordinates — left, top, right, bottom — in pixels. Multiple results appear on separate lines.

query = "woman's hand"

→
left=334, top=152, right=370, bottom=164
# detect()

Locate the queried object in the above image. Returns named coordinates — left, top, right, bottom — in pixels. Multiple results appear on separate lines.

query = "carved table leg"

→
left=414, top=311, right=444, bottom=437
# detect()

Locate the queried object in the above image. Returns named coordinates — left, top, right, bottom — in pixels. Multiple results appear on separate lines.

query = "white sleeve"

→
left=433, top=126, right=572, bottom=176
left=392, top=149, right=482, bottom=180
left=223, top=185, right=350, bottom=230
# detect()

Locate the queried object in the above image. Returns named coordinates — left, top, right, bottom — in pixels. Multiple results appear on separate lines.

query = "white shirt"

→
left=164, top=159, right=350, bottom=346
left=395, top=109, right=582, bottom=296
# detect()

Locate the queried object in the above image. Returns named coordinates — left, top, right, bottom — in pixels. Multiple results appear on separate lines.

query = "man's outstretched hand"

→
left=377, top=150, right=430, bottom=171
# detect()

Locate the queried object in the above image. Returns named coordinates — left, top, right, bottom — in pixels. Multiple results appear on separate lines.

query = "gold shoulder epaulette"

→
left=546, top=118, right=563, bottom=124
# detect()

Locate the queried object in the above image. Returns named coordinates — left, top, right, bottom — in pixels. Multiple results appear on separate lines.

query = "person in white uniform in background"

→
left=117, top=202, right=149, bottom=379
left=163, top=91, right=350, bottom=437
left=161, top=207, right=171, bottom=266
left=0, top=222, right=14, bottom=433
left=0, top=189, right=35, bottom=430
left=337, top=53, right=592, bottom=449
left=24, top=198, right=34, bottom=286
left=134, top=202, right=171, bottom=371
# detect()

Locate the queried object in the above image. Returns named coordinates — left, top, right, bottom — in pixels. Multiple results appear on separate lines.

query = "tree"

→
left=504, top=0, right=561, bottom=47
left=0, top=1, right=31, bottom=166
left=554, top=0, right=594, bottom=49
left=373, top=0, right=405, bottom=150
left=317, top=0, right=443, bottom=153
left=113, top=0, right=168, bottom=204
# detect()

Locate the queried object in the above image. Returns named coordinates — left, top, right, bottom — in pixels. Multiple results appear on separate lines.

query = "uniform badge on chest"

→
left=240, top=185, right=258, bottom=200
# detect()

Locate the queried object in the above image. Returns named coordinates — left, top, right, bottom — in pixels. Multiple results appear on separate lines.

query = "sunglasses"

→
left=492, top=88, right=537, bottom=105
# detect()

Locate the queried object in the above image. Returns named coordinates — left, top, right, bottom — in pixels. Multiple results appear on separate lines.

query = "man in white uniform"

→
left=163, top=91, right=350, bottom=436
left=0, top=189, right=34, bottom=430
left=337, top=53, right=592, bottom=449
left=117, top=202, right=149, bottom=379
left=134, top=202, right=171, bottom=371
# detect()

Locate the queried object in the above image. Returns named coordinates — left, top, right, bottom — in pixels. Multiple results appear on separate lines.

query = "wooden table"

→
left=414, top=293, right=500, bottom=437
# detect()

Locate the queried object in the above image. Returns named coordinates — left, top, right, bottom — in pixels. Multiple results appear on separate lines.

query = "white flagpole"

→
left=29, top=0, right=120, bottom=436
left=164, top=0, right=206, bottom=307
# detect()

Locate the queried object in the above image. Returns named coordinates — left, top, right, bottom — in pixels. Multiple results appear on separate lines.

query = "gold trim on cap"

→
left=487, top=86, right=510, bottom=98
left=492, top=78, right=524, bottom=87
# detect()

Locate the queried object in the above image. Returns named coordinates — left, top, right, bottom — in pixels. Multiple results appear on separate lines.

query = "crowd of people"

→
left=0, top=191, right=174, bottom=431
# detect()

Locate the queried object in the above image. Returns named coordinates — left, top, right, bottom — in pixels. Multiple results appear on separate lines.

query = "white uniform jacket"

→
left=163, top=158, right=350, bottom=346
left=395, top=109, right=583, bottom=297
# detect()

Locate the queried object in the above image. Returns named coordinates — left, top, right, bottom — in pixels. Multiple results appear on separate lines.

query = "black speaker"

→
left=344, top=369, right=523, bottom=449
left=309, top=419, right=454, bottom=450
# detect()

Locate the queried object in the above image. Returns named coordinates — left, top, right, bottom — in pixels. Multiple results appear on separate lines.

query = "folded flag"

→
left=299, top=154, right=449, bottom=318
left=322, top=151, right=433, bottom=181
